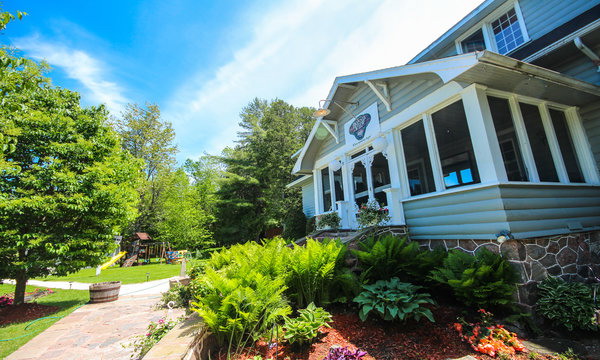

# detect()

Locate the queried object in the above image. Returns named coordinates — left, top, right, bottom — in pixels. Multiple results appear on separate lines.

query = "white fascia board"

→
left=286, top=174, right=312, bottom=189
left=407, top=0, right=500, bottom=64
left=292, top=118, right=323, bottom=174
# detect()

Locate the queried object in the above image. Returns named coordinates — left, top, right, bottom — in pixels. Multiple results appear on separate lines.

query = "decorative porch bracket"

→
left=364, top=80, right=391, bottom=111
left=321, top=120, right=339, bottom=143
left=383, top=188, right=405, bottom=225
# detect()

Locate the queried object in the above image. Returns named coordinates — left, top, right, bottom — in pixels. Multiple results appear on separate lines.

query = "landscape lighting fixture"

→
left=495, top=230, right=514, bottom=244
left=312, top=99, right=359, bottom=119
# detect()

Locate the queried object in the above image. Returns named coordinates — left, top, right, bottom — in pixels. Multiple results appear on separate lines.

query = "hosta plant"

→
left=536, top=277, right=597, bottom=331
left=353, top=277, right=435, bottom=322
left=283, top=302, right=332, bottom=346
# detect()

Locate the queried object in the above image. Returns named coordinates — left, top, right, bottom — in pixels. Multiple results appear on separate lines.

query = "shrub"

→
left=355, top=200, right=390, bottom=229
left=191, top=268, right=291, bottom=349
left=317, top=212, right=341, bottom=231
left=287, top=238, right=353, bottom=307
left=323, top=346, right=367, bottom=360
left=536, top=277, right=597, bottom=331
left=282, top=205, right=307, bottom=240
left=353, top=277, right=435, bottom=322
left=353, top=234, right=447, bottom=284
left=283, top=302, right=332, bottom=346
left=306, top=216, right=317, bottom=235
left=159, top=283, right=193, bottom=309
left=430, top=248, right=518, bottom=310
left=129, top=318, right=179, bottom=359
left=0, top=296, right=13, bottom=307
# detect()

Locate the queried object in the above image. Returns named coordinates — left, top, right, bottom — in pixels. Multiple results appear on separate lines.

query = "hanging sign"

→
left=344, top=102, right=380, bottom=151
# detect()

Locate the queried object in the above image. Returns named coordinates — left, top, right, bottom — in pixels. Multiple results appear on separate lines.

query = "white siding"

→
left=302, top=182, right=315, bottom=217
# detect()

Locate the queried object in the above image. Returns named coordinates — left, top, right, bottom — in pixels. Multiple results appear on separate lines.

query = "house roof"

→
left=292, top=50, right=600, bottom=175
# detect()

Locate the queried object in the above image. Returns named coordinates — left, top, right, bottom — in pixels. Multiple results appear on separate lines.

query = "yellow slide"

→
left=100, top=251, right=127, bottom=270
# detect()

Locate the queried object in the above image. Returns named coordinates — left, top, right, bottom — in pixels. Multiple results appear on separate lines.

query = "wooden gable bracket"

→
left=321, top=119, right=339, bottom=143
left=364, top=80, right=391, bottom=111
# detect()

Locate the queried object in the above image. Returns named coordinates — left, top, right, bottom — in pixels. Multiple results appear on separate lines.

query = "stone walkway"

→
left=6, top=294, right=184, bottom=360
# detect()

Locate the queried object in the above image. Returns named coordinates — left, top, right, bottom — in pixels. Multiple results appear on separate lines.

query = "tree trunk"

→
left=14, top=272, right=27, bottom=305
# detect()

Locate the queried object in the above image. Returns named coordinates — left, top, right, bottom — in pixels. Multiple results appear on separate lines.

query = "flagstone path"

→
left=6, top=293, right=184, bottom=360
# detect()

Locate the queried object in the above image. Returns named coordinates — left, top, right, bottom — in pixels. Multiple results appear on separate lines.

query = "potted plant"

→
left=356, top=200, right=390, bottom=229
left=317, top=212, right=341, bottom=231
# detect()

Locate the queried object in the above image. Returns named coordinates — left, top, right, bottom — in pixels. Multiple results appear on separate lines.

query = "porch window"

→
left=520, top=103, right=559, bottom=182
left=371, top=153, right=391, bottom=206
left=352, top=161, right=369, bottom=206
left=321, top=167, right=332, bottom=211
left=401, top=120, right=436, bottom=196
left=461, top=29, right=486, bottom=53
left=488, top=96, right=528, bottom=181
left=432, top=100, right=480, bottom=189
left=333, top=168, right=344, bottom=201
left=549, top=109, right=584, bottom=183
left=491, top=7, right=525, bottom=54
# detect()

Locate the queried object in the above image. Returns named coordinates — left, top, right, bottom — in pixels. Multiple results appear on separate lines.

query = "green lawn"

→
left=0, top=284, right=88, bottom=359
left=35, top=263, right=181, bottom=284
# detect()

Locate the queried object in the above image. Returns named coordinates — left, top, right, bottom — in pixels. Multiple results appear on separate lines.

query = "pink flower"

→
left=158, top=319, right=165, bottom=324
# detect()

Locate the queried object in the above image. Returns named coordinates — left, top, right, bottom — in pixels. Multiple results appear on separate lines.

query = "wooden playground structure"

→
left=120, top=232, right=185, bottom=266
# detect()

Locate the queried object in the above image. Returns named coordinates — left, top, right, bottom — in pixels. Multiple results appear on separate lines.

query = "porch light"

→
left=312, top=99, right=359, bottom=119
left=329, top=159, right=342, bottom=172
left=495, top=230, right=513, bottom=244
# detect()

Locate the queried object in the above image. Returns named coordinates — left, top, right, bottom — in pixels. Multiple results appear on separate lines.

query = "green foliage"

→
left=129, top=318, right=179, bottom=359
left=212, top=99, right=314, bottom=246
left=155, top=169, right=214, bottom=250
left=283, top=303, right=332, bottom=346
left=555, top=348, right=581, bottom=360
left=353, top=235, right=447, bottom=284
left=160, top=283, right=193, bottom=309
left=317, top=212, right=341, bottom=230
left=0, top=49, right=141, bottom=304
left=287, top=239, right=354, bottom=308
left=191, top=268, right=291, bottom=348
left=356, top=200, right=390, bottom=229
left=114, top=103, right=177, bottom=235
left=353, top=278, right=435, bottom=322
left=430, top=248, right=518, bottom=310
left=282, top=203, right=307, bottom=240
left=536, top=277, right=597, bottom=331
left=306, top=216, right=317, bottom=235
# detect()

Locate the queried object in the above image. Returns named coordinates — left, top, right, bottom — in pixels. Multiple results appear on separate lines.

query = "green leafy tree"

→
left=155, top=168, right=214, bottom=250
left=114, top=103, right=177, bottom=234
left=213, top=99, right=313, bottom=244
left=0, top=50, right=141, bottom=304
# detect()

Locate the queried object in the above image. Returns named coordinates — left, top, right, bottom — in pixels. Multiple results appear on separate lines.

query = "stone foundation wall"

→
left=415, top=231, right=600, bottom=308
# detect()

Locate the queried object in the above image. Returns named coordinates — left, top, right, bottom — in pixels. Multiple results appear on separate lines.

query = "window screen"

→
left=401, top=120, right=436, bottom=196
left=461, top=29, right=486, bottom=53
left=549, top=109, right=584, bottom=183
left=519, top=103, right=559, bottom=182
left=321, top=167, right=332, bottom=211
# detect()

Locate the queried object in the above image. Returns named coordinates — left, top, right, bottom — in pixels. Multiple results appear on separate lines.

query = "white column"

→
left=461, top=84, right=508, bottom=183
left=422, top=113, right=445, bottom=191
left=383, top=131, right=406, bottom=225
left=539, top=102, right=569, bottom=183
left=566, top=107, right=600, bottom=184
left=336, top=201, right=352, bottom=229
left=313, top=169, right=321, bottom=214
left=384, top=188, right=405, bottom=225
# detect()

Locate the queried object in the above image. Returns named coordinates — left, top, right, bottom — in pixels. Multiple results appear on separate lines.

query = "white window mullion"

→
left=364, top=155, right=375, bottom=201
left=341, top=155, right=352, bottom=202
left=328, top=168, right=336, bottom=210
left=393, top=130, right=412, bottom=199
left=539, top=102, right=569, bottom=183
left=313, top=169, right=322, bottom=214
left=482, top=24, right=497, bottom=53
left=422, top=113, right=445, bottom=191
left=508, top=95, right=539, bottom=182
left=565, top=107, right=600, bottom=183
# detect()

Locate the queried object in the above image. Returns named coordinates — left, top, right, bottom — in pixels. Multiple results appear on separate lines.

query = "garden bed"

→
left=215, top=304, right=559, bottom=360
left=0, top=303, right=60, bottom=326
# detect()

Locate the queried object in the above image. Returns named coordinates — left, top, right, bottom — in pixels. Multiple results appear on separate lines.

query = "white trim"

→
left=286, top=175, right=312, bottom=188
left=365, top=80, right=392, bottom=111
left=507, top=94, right=539, bottom=182
left=566, top=107, right=600, bottom=184
left=538, top=102, right=569, bottom=183
left=422, top=113, right=445, bottom=192
left=454, top=0, right=530, bottom=56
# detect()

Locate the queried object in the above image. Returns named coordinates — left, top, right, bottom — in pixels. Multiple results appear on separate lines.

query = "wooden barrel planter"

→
left=89, top=281, right=121, bottom=303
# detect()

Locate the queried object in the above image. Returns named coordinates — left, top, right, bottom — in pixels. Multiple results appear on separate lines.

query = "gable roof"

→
left=292, top=51, right=600, bottom=175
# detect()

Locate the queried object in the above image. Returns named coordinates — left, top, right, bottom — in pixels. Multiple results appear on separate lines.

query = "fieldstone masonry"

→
left=415, top=231, right=600, bottom=308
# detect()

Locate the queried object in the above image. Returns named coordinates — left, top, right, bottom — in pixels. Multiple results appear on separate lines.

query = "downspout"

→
left=574, top=37, right=600, bottom=72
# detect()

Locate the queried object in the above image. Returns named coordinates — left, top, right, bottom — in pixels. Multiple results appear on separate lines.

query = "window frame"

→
left=455, top=0, right=529, bottom=55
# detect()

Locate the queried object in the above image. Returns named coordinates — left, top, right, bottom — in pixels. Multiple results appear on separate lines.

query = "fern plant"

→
left=353, top=277, right=435, bottom=322
left=536, top=277, right=597, bottom=331
left=353, top=234, right=447, bottom=284
left=283, top=302, right=332, bottom=346
left=430, top=248, right=518, bottom=310
left=286, top=238, right=351, bottom=307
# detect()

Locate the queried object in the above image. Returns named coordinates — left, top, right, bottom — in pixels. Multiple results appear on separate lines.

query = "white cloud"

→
left=162, top=0, right=483, bottom=160
left=13, top=35, right=130, bottom=115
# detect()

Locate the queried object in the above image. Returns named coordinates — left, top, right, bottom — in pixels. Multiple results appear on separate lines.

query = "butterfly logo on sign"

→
left=348, top=113, right=371, bottom=140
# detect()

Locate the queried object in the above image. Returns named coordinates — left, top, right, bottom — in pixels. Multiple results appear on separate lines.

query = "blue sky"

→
left=3, top=0, right=483, bottom=162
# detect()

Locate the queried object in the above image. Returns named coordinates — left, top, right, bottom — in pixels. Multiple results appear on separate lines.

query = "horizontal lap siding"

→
left=519, top=0, right=598, bottom=40
left=500, top=185, right=600, bottom=237
left=302, top=182, right=315, bottom=217
left=403, top=186, right=508, bottom=239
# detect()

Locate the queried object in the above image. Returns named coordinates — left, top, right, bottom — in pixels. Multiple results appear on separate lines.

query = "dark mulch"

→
left=0, top=303, right=60, bottom=326
left=216, top=304, right=562, bottom=360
